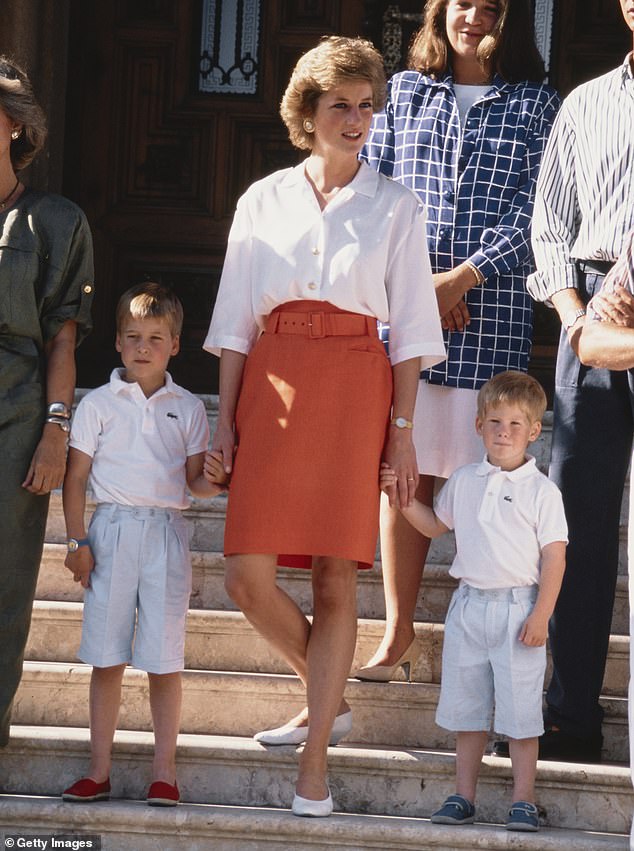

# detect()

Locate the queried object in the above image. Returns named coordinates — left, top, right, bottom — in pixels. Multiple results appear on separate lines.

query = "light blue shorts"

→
left=435, top=583, right=546, bottom=740
left=79, top=503, right=192, bottom=674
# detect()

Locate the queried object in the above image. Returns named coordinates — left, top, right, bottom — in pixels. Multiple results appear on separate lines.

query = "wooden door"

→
left=64, top=0, right=369, bottom=393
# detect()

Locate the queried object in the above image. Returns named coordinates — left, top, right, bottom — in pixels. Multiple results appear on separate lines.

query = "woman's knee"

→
left=312, top=558, right=357, bottom=611
left=224, top=555, right=275, bottom=611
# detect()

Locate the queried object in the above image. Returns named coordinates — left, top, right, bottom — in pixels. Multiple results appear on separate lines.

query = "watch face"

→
left=67, top=539, right=79, bottom=552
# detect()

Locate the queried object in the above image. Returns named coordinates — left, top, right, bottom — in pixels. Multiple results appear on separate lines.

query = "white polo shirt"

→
left=70, top=369, right=209, bottom=509
left=434, top=456, right=568, bottom=589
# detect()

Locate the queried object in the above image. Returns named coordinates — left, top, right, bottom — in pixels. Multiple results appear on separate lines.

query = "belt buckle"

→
left=308, top=311, right=325, bottom=338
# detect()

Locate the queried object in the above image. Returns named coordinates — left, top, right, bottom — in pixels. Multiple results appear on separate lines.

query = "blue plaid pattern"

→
left=362, top=71, right=560, bottom=388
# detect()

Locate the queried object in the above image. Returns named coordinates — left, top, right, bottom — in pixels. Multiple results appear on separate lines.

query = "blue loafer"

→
left=430, top=794, right=475, bottom=825
left=506, top=800, right=539, bottom=831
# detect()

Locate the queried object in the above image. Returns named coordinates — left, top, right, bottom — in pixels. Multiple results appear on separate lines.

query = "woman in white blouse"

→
left=204, top=36, right=444, bottom=817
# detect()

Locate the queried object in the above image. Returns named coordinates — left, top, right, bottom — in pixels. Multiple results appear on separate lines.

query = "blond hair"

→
left=116, top=282, right=183, bottom=337
left=477, top=371, right=547, bottom=423
left=280, top=36, right=386, bottom=151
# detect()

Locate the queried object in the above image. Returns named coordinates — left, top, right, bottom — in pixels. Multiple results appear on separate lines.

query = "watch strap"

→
left=390, top=416, right=414, bottom=429
left=563, top=307, right=586, bottom=331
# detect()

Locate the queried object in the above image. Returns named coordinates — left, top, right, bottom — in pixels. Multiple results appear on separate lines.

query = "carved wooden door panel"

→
left=549, top=0, right=632, bottom=96
left=64, top=0, right=368, bottom=392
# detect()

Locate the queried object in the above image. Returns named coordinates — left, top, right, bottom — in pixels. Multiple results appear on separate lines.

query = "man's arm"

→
left=579, top=315, right=634, bottom=370
left=579, top=232, right=634, bottom=369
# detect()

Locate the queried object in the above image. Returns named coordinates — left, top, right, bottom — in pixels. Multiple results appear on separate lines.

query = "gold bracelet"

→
left=465, top=260, right=485, bottom=285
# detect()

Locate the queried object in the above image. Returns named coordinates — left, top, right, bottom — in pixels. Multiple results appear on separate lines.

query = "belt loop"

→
left=308, top=311, right=325, bottom=339
left=366, top=316, right=377, bottom=337
left=267, top=313, right=280, bottom=334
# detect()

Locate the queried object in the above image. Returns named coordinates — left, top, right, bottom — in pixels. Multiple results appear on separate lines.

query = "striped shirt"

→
left=588, top=228, right=634, bottom=320
left=528, top=54, right=634, bottom=303
left=362, top=71, right=560, bottom=388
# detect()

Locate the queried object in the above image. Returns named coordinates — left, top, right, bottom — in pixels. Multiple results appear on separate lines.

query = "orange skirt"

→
left=224, top=301, right=393, bottom=569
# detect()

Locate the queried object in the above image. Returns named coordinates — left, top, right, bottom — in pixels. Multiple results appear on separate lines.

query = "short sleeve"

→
left=203, top=193, right=259, bottom=357
left=41, top=207, right=95, bottom=346
left=69, top=395, right=101, bottom=459
left=385, top=199, right=446, bottom=367
left=433, top=474, right=457, bottom=531
left=186, top=399, right=210, bottom=456
left=536, top=481, right=568, bottom=548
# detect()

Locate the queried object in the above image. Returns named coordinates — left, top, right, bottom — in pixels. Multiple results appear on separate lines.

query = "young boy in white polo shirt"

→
left=61, top=282, right=227, bottom=806
left=380, top=371, right=567, bottom=832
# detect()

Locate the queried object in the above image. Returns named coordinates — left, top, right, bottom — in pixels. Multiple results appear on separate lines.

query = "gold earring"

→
left=303, top=119, right=315, bottom=133
left=11, top=129, right=20, bottom=140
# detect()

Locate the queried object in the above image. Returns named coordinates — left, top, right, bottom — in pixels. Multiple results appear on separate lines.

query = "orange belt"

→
left=266, top=310, right=378, bottom=339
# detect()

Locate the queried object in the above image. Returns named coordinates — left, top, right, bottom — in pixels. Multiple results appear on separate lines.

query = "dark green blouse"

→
left=0, top=188, right=94, bottom=423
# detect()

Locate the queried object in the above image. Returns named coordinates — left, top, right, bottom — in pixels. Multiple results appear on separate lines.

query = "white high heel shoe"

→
left=292, top=787, right=333, bottom=817
left=353, top=637, right=422, bottom=683
left=254, top=709, right=352, bottom=746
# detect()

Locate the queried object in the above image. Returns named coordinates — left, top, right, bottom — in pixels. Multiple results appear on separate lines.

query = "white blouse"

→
left=204, top=160, right=445, bottom=367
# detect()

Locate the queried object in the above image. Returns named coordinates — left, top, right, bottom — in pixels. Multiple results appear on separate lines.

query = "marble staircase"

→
left=0, top=399, right=631, bottom=850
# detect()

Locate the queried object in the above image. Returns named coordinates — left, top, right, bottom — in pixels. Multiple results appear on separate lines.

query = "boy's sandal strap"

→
left=506, top=800, right=539, bottom=831
left=431, top=794, right=476, bottom=823
left=509, top=801, right=538, bottom=815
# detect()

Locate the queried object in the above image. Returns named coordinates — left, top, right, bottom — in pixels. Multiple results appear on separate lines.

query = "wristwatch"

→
left=67, top=537, right=90, bottom=553
left=562, top=308, right=586, bottom=331
left=390, top=416, right=414, bottom=430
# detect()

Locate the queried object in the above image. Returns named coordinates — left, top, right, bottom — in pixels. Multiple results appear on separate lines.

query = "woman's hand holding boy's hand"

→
left=211, top=421, right=236, bottom=476
left=379, top=462, right=397, bottom=493
left=65, top=547, right=94, bottom=589
left=204, top=450, right=230, bottom=489
left=382, top=433, right=418, bottom=509
left=519, top=610, right=549, bottom=646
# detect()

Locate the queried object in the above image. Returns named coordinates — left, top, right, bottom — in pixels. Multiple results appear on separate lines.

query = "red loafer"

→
left=62, top=777, right=111, bottom=802
left=147, top=780, right=180, bottom=806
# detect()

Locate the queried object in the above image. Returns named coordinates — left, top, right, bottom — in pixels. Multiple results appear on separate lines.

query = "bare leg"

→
left=454, top=730, right=488, bottom=803
left=508, top=737, right=538, bottom=803
left=363, top=477, right=434, bottom=667
left=225, top=554, right=349, bottom=728
left=87, top=663, right=126, bottom=782
left=297, top=556, right=358, bottom=801
left=148, top=671, right=182, bottom=783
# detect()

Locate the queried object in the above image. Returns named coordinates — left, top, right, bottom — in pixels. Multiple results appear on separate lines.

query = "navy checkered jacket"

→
left=362, top=71, right=560, bottom=388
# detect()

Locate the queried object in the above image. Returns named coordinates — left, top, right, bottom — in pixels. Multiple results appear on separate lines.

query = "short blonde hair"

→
left=280, top=36, right=386, bottom=151
left=0, top=56, right=47, bottom=171
left=116, top=282, right=183, bottom=337
left=477, top=371, right=547, bottom=423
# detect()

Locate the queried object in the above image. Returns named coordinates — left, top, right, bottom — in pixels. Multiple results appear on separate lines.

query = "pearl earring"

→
left=11, top=129, right=20, bottom=140
left=303, top=119, right=315, bottom=133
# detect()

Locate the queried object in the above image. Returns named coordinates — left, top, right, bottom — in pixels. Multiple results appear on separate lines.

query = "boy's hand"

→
left=519, top=610, right=549, bottom=646
left=204, top=450, right=230, bottom=487
left=64, top=547, right=95, bottom=589
left=379, top=462, right=397, bottom=495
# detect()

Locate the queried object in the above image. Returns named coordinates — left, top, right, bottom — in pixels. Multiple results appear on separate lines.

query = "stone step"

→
left=37, top=543, right=631, bottom=635
left=3, top=726, right=633, bottom=835
left=0, top=794, right=628, bottom=851
left=26, top=602, right=630, bottom=698
left=13, top=662, right=630, bottom=762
